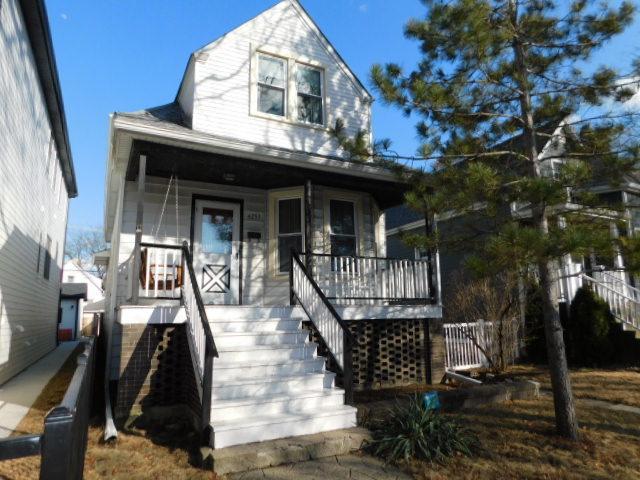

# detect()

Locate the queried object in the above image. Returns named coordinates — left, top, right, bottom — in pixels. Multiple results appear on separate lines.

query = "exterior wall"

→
left=114, top=323, right=199, bottom=421
left=190, top=1, right=370, bottom=158
left=0, top=0, right=70, bottom=384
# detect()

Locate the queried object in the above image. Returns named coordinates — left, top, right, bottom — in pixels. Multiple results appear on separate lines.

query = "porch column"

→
left=424, top=212, right=439, bottom=305
left=304, top=180, right=313, bottom=275
left=131, top=154, right=146, bottom=304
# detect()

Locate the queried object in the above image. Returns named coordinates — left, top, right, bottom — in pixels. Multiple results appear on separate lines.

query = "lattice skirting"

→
left=304, top=318, right=446, bottom=390
left=114, top=324, right=200, bottom=421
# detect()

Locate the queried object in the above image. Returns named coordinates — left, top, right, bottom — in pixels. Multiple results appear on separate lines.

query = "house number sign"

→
left=246, top=211, right=263, bottom=222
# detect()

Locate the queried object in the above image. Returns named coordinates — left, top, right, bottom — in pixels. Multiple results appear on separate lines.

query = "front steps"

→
left=205, top=306, right=357, bottom=449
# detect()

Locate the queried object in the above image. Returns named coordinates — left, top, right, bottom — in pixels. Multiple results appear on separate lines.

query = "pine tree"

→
left=335, top=0, right=639, bottom=440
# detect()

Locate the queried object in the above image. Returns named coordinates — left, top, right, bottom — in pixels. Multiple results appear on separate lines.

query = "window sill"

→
left=250, top=110, right=329, bottom=132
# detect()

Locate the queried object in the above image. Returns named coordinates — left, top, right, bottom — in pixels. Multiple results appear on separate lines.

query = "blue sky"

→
left=46, top=0, right=639, bottom=234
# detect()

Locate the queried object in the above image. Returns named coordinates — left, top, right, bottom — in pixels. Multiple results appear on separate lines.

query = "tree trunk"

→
left=538, top=259, right=580, bottom=439
left=509, top=0, right=580, bottom=440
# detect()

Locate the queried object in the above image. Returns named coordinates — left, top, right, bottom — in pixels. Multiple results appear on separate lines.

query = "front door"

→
left=193, top=199, right=241, bottom=304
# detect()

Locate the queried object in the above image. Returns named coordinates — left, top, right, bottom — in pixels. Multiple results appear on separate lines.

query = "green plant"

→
left=367, top=396, right=478, bottom=463
left=567, top=287, right=616, bottom=366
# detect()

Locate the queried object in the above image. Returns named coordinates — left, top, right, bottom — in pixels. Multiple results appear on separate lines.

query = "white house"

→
left=102, top=0, right=443, bottom=452
left=0, top=0, right=78, bottom=385
left=60, top=261, right=104, bottom=339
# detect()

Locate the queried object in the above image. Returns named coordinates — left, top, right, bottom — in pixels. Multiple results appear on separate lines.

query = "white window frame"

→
left=322, top=190, right=364, bottom=258
left=268, top=188, right=305, bottom=277
left=295, top=62, right=324, bottom=125
left=250, top=46, right=328, bottom=130
left=256, top=53, right=288, bottom=118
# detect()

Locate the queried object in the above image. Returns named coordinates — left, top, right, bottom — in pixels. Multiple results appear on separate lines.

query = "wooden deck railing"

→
left=137, top=243, right=184, bottom=299
left=302, top=253, right=435, bottom=306
left=290, top=250, right=354, bottom=404
left=181, top=242, right=217, bottom=447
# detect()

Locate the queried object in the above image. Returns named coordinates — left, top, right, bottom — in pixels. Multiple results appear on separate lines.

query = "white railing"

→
left=138, top=243, right=183, bottom=299
left=291, top=251, right=353, bottom=403
left=593, top=269, right=640, bottom=302
left=582, top=274, right=640, bottom=332
left=444, top=322, right=492, bottom=370
left=305, top=253, right=432, bottom=305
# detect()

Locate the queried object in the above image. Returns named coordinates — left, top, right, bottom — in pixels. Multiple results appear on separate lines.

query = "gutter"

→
left=18, top=0, right=77, bottom=197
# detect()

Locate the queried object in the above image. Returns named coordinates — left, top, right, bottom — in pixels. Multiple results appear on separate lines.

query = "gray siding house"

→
left=0, top=0, right=78, bottom=384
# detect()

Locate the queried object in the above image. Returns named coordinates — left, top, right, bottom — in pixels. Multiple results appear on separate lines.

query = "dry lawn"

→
left=407, top=396, right=640, bottom=480
left=507, top=364, right=640, bottom=408
left=0, top=344, right=83, bottom=480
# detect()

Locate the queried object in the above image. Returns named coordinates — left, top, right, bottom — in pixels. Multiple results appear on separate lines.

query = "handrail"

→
left=595, top=269, right=640, bottom=296
left=304, top=251, right=431, bottom=262
left=582, top=273, right=640, bottom=331
left=181, top=241, right=217, bottom=447
left=140, top=242, right=183, bottom=250
left=290, top=250, right=354, bottom=404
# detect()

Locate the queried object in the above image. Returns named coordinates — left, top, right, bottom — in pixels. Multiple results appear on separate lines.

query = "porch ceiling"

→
left=126, top=140, right=407, bottom=208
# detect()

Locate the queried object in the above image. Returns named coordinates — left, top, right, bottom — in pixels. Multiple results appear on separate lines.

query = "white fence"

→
left=444, top=322, right=493, bottom=370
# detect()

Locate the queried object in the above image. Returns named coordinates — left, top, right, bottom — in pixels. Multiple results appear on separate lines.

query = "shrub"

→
left=567, top=286, right=616, bottom=366
left=367, top=396, right=478, bottom=463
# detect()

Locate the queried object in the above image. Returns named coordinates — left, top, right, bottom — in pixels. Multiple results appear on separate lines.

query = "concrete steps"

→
left=206, top=306, right=356, bottom=449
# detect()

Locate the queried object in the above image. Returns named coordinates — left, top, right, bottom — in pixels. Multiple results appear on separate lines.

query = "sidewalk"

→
left=0, top=341, right=79, bottom=438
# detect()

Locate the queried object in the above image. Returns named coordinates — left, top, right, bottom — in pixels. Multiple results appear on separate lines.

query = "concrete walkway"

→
left=229, top=454, right=412, bottom=480
left=0, top=341, right=79, bottom=438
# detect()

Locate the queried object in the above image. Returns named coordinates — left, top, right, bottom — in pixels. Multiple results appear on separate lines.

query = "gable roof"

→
left=193, top=0, right=372, bottom=101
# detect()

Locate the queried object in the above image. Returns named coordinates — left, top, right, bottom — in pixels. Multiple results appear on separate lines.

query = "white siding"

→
left=190, top=1, right=370, bottom=158
left=0, top=0, right=70, bottom=384
left=177, top=57, right=195, bottom=127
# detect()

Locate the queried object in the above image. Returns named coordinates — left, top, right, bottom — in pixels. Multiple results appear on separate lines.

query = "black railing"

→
left=0, top=338, right=96, bottom=480
left=290, top=250, right=354, bottom=404
left=181, top=242, right=217, bottom=447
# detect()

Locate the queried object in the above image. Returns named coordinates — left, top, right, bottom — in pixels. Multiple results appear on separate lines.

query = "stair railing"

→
left=582, top=273, right=640, bottom=332
left=290, top=250, right=354, bottom=404
left=181, top=241, right=218, bottom=447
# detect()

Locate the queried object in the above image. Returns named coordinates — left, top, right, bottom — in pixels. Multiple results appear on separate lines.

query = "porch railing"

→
left=302, top=253, right=434, bottom=306
left=0, top=338, right=96, bottom=480
left=291, top=250, right=354, bottom=404
left=582, top=273, right=640, bottom=332
left=444, top=322, right=492, bottom=371
left=181, top=241, right=217, bottom=447
left=137, top=243, right=184, bottom=299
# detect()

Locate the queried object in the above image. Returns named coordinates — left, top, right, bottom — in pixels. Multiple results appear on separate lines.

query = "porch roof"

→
left=105, top=102, right=407, bottom=236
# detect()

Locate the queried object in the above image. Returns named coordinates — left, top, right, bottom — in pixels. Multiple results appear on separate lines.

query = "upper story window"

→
left=296, top=64, right=323, bottom=125
left=257, top=54, right=287, bottom=117
left=253, top=50, right=326, bottom=127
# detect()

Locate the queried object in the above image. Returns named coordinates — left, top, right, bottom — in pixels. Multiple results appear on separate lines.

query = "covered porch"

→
left=119, top=138, right=441, bottom=317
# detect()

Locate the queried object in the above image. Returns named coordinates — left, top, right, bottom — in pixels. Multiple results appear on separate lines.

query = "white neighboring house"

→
left=102, top=0, right=442, bottom=450
left=60, top=261, right=104, bottom=339
left=0, top=0, right=78, bottom=384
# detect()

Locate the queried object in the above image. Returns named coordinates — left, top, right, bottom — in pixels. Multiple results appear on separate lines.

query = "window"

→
left=43, top=236, right=52, bottom=280
left=257, top=54, right=286, bottom=117
left=36, top=232, right=42, bottom=272
left=296, top=64, right=323, bottom=125
left=67, top=275, right=75, bottom=283
left=277, top=198, right=303, bottom=273
left=329, top=200, right=357, bottom=257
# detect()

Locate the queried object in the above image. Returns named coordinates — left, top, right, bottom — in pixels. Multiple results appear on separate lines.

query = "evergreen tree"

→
left=335, top=0, right=639, bottom=440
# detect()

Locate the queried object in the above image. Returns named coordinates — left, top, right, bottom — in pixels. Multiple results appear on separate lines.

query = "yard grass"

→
left=406, top=395, right=640, bottom=480
left=506, top=364, right=640, bottom=409
left=83, top=416, right=219, bottom=480
left=0, top=343, right=84, bottom=480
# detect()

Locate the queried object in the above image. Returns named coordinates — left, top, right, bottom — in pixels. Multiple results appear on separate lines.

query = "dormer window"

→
left=258, top=54, right=287, bottom=117
left=296, top=64, right=323, bottom=125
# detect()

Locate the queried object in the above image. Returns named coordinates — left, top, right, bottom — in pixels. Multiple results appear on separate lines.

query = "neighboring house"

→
left=387, top=116, right=640, bottom=337
left=61, top=260, right=105, bottom=338
left=59, top=283, right=88, bottom=341
left=0, top=0, right=78, bottom=385
left=102, top=0, right=442, bottom=450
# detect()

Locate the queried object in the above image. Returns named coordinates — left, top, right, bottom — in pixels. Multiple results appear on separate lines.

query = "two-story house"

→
left=0, top=0, right=78, bottom=385
left=102, top=0, right=443, bottom=451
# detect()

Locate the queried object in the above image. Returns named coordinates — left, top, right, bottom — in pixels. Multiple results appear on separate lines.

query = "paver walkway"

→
left=0, top=341, right=79, bottom=438
left=229, top=454, right=411, bottom=480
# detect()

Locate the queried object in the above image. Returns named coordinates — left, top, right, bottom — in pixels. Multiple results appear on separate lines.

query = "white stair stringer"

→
left=205, top=306, right=357, bottom=449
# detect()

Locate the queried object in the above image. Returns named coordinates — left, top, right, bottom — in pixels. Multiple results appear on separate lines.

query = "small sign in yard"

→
left=423, top=392, right=441, bottom=411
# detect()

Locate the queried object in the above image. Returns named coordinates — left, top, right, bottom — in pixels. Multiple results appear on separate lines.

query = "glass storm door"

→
left=193, top=200, right=241, bottom=305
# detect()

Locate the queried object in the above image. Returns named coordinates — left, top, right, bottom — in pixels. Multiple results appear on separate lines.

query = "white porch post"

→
left=304, top=180, right=313, bottom=276
left=131, top=154, right=146, bottom=304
